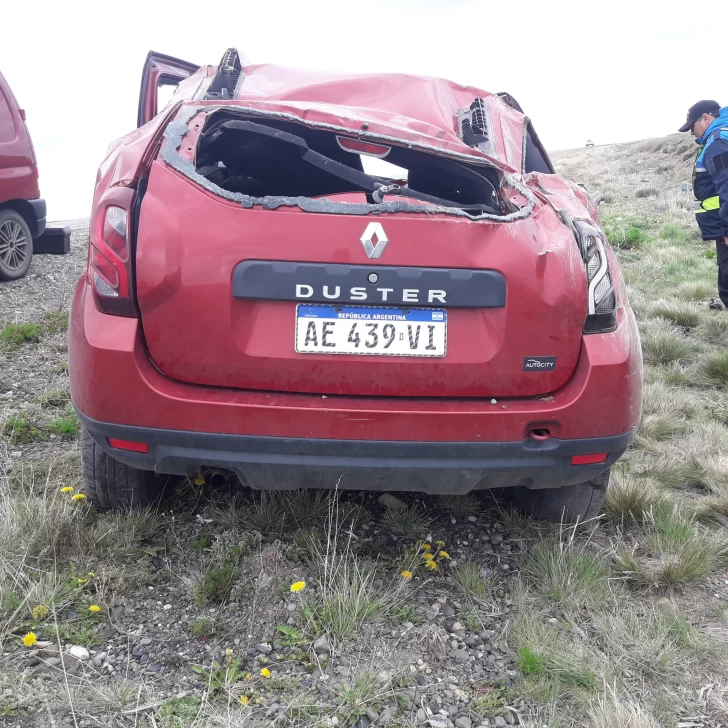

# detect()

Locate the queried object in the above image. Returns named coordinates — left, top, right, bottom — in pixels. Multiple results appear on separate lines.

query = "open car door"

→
left=137, top=51, right=200, bottom=128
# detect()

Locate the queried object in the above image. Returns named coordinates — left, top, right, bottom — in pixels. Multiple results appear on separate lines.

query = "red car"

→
left=69, top=49, right=642, bottom=521
left=0, top=70, right=46, bottom=280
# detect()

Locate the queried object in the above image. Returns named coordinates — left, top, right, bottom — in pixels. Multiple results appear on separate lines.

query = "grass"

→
left=648, top=302, right=702, bottom=327
left=640, top=327, right=695, bottom=365
left=697, top=350, right=728, bottom=387
left=1, top=413, right=44, bottom=444
left=438, top=493, right=481, bottom=519
left=381, top=504, right=432, bottom=535
left=660, top=222, right=688, bottom=243
left=188, top=616, right=216, bottom=638
left=522, top=537, right=610, bottom=609
left=0, top=322, right=44, bottom=348
left=452, top=560, right=494, bottom=602
left=46, top=412, right=80, bottom=438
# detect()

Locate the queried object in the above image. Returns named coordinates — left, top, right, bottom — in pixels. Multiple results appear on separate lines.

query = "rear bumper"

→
left=70, top=277, right=642, bottom=492
left=80, top=411, right=632, bottom=493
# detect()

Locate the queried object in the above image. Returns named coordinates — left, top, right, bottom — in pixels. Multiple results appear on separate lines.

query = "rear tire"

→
left=81, top=429, right=162, bottom=508
left=512, top=470, right=610, bottom=523
left=0, top=209, right=33, bottom=281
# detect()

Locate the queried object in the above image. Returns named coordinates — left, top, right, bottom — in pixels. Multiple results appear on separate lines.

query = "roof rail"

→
left=205, top=48, right=243, bottom=100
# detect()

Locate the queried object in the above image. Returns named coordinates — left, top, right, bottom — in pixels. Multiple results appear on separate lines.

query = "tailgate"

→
left=135, top=161, right=587, bottom=398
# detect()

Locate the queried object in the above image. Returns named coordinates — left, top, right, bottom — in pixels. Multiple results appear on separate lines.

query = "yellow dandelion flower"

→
left=290, top=581, right=306, bottom=593
left=422, top=552, right=434, bottom=562
left=400, top=570, right=413, bottom=581
left=225, top=647, right=233, bottom=656
left=260, top=667, right=271, bottom=678
left=31, top=605, right=49, bottom=620
left=22, top=632, right=37, bottom=648
left=245, top=673, right=252, bottom=681
left=77, top=578, right=87, bottom=584
left=420, top=543, right=432, bottom=551
left=438, top=551, right=450, bottom=560
left=240, top=695, right=250, bottom=705
left=424, top=560, right=438, bottom=571
left=194, top=472, right=205, bottom=485
left=60, top=486, right=74, bottom=493
left=87, top=572, right=95, bottom=577
left=435, top=540, right=445, bottom=548
left=71, top=493, right=87, bottom=502
left=89, top=605, right=101, bottom=613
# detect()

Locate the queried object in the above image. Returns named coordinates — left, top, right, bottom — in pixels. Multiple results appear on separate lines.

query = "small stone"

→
left=366, top=708, right=379, bottom=722
left=146, top=663, right=162, bottom=673
left=455, top=718, right=472, bottom=728
left=547, top=618, right=558, bottom=625
left=92, top=656, right=103, bottom=667
left=453, top=649, right=469, bottom=663
left=313, top=638, right=331, bottom=655
left=140, top=638, right=152, bottom=646
left=24, top=657, right=40, bottom=667
left=68, top=646, right=89, bottom=661
left=163, top=604, right=172, bottom=610
left=377, top=493, right=407, bottom=510
left=452, top=621, right=464, bottom=631
left=287, top=616, right=297, bottom=625
left=287, top=603, right=297, bottom=612
left=441, top=604, right=456, bottom=618
left=504, top=712, right=515, bottom=725
left=355, top=715, right=371, bottom=728
left=494, top=717, right=507, bottom=727
left=256, top=643, right=273, bottom=655
left=417, top=707, right=428, bottom=723
left=46, top=657, right=61, bottom=667
left=467, top=516, right=477, bottom=522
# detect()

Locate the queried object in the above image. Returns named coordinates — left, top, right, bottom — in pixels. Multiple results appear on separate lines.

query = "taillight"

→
left=88, top=187, right=138, bottom=317
left=573, top=220, right=617, bottom=333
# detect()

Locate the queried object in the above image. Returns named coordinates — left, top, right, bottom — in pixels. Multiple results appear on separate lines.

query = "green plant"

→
left=191, top=651, right=246, bottom=698
left=517, top=647, right=544, bottom=675
left=649, top=303, right=701, bottom=328
left=660, top=223, right=688, bottom=242
left=35, top=388, right=70, bottom=407
left=471, top=682, right=515, bottom=719
left=158, top=695, right=202, bottom=728
left=0, top=322, right=44, bottom=347
left=193, top=546, right=242, bottom=606
left=2, top=414, right=44, bottom=444
left=46, top=412, right=80, bottom=437
left=276, top=624, right=306, bottom=646
left=188, top=616, right=216, bottom=638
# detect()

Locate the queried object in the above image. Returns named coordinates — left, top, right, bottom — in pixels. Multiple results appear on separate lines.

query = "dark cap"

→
left=679, top=100, right=721, bottom=132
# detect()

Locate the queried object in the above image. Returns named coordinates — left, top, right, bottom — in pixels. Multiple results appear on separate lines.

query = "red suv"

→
left=69, top=49, right=642, bottom=521
left=0, top=70, right=46, bottom=280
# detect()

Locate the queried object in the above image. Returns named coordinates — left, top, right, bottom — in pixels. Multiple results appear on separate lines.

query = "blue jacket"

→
left=694, top=107, right=728, bottom=240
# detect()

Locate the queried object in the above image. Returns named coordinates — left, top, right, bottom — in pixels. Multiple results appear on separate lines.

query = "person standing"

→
left=679, top=100, right=728, bottom=308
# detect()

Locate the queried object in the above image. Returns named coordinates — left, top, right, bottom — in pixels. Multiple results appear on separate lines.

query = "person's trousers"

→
left=716, top=239, right=728, bottom=309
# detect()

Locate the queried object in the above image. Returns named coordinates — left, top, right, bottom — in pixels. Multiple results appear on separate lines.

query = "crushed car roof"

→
left=175, top=63, right=528, bottom=174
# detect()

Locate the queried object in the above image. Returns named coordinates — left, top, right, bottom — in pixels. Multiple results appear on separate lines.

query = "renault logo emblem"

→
left=360, top=222, right=389, bottom=259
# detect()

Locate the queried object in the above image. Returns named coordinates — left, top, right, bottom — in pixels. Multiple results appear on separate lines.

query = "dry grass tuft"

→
left=587, top=690, right=662, bottom=728
left=697, top=350, right=728, bottom=387
left=640, top=326, right=695, bottom=365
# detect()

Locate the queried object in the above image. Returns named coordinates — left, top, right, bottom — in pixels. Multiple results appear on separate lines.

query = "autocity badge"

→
left=523, top=356, right=557, bottom=371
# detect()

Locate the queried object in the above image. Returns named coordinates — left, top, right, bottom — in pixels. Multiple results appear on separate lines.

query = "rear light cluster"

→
left=573, top=220, right=617, bottom=333
left=88, top=186, right=137, bottom=317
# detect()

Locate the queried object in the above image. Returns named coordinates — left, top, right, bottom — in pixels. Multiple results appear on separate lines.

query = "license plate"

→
left=295, top=305, right=447, bottom=357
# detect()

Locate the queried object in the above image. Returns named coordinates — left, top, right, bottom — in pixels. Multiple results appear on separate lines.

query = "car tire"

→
left=512, top=470, right=610, bottom=523
left=81, top=429, right=162, bottom=508
left=0, top=209, right=33, bottom=281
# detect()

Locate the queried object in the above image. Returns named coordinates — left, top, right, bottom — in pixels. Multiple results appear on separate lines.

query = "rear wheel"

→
left=512, top=470, right=610, bottom=523
left=0, top=209, right=33, bottom=281
left=81, top=429, right=162, bottom=508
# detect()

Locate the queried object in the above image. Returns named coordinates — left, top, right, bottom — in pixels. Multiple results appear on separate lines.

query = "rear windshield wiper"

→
left=199, top=119, right=501, bottom=215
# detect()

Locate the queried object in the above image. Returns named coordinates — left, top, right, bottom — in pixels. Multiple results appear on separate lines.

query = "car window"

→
left=0, top=89, right=16, bottom=143
left=524, top=129, right=553, bottom=174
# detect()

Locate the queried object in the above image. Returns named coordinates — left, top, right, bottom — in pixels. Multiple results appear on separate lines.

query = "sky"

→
left=1, top=0, right=726, bottom=221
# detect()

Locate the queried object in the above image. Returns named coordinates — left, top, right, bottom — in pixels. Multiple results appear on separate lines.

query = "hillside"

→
left=0, top=134, right=727, bottom=728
